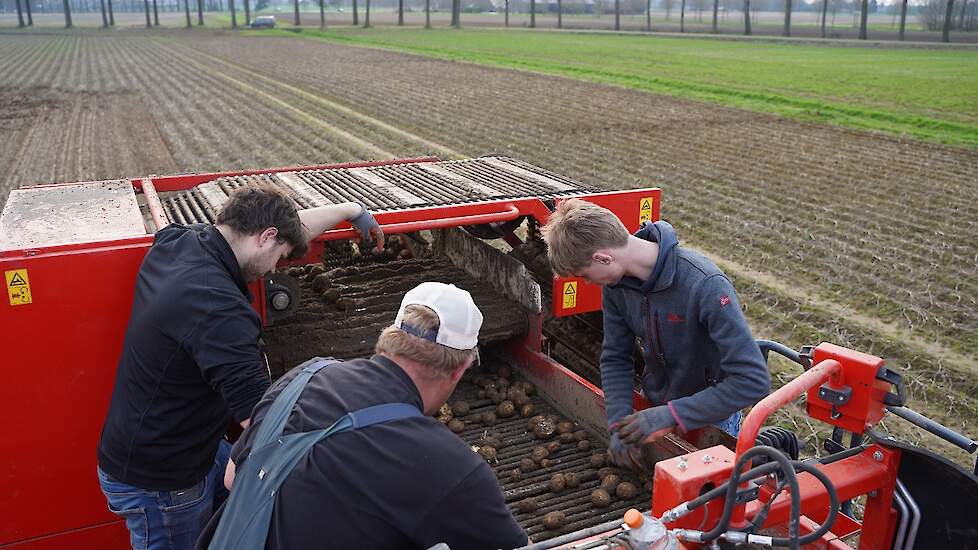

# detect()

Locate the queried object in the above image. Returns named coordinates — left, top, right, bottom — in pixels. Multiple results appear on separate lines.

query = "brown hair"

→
left=375, top=305, right=475, bottom=379
left=540, top=198, right=630, bottom=276
left=216, top=182, right=308, bottom=259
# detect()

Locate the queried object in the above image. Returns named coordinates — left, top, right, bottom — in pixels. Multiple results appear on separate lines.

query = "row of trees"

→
left=6, top=0, right=974, bottom=40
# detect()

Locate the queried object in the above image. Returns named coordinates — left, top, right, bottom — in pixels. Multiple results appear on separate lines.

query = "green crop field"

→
left=254, top=27, right=978, bottom=146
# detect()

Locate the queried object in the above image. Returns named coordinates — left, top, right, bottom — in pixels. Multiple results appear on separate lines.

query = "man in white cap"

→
left=200, top=282, right=527, bottom=550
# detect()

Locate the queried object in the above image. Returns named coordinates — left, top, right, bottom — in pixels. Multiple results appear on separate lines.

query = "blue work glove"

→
left=607, top=431, right=646, bottom=472
left=349, top=205, right=385, bottom=252
left=617, top=405, right=677, bottom=446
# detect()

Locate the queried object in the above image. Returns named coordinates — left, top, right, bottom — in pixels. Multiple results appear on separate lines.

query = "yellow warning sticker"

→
left=5, top=268, right=32, bottom=306
left=562, top=281, right=578, bottom=309
left=639, top=196, right=654, bottom=225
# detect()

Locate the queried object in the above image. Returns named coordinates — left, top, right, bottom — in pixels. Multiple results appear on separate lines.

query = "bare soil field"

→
left=0, top=30, right=974, bottom=465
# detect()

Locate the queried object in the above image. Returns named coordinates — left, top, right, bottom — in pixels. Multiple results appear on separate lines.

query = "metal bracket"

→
left=818, top=384, right=852, bottom=419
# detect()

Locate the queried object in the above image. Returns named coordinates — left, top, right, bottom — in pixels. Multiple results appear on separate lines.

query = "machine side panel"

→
left=0, top=244, right=148, bottom=548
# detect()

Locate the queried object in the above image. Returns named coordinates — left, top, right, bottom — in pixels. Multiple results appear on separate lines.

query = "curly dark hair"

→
left=216, top=182, right=308, bottom=259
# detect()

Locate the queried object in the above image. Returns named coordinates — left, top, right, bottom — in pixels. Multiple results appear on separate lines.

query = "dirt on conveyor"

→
left=263, top=256, right=528, bottom=377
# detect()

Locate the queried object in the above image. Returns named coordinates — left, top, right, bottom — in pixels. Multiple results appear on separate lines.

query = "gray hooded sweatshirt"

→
left=600, top=221, right=770, bottom=433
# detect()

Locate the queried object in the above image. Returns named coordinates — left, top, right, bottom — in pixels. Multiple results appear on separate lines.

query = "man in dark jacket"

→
left=97, top=181, right=383, bottom=550
left=541, top=198, right=769, bottom=469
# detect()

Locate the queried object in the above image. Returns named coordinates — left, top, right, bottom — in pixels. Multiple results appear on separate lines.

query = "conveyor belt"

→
left=150, top=157, right=599, bottom=226
left=449, top=361, right=652, bottom=542
left=263, top=257, right=529, bottom=376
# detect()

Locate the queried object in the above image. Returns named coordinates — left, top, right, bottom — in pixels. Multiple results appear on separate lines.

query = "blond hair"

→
left=375, top=305, right=474, bottom=379
left=541, top=199, right=630, bottom=276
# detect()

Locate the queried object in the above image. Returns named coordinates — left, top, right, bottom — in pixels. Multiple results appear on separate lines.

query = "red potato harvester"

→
left=1, top=156, right=975, bottom=550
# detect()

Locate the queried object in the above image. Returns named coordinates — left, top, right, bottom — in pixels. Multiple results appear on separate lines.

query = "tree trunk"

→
left=364, top=0, right=370, bottom=27
left=942, top=0, right=955, bottom=41
left=743, top=0, right=751, bottom=33
left=680, top=0, right=685, bottom=31
left=530, top=0, right=535, bottom=27
left=398, top=0, right=403, bottom=25
left=898, top=0, right=907, bottom=39
left=64, top=0, right=73, bottom=27
left=819, top=0, right=827, bottom=36
left=152, top=0, right=159, bottom=25
left=15, top=0, right=25, bottom=27
left=25, top=0, right=34, bottom=25
left=504, top=0, right=508, bottom=26
left=143, top=0, right=151, bottom=26
left=711, top=0, right=718, bottom=31
left=614, top=0, right=620, bottom=29
left=858, top=0, right=868, bottom=39
left=557, top=0, right=562, bottom=27
left=958, top=0, right=966, bottom=27
left=243, top=0, right=250, bottom=25
left=425, top=0, right=430, bottom=28
left=352, top=0, right=357, bottom=25
left=783, top=0, right=791, bottom=36
left=646, top=0, right=651, bottom=30
left=197, top=0, right=203, bottom=24
left=99, top=0, right=108, bottom=26
left=184, top=0, right=191, bottom=26
left=451, top=0, right=459, bottom=27
left=319, top=0, right=325, bottom=27
left=229, top=0, right=237, bottom=27
left=294, top=0, right=300, bottom=26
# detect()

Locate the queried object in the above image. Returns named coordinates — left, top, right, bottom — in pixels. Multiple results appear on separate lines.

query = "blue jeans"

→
left=715, top=410, right=743, bottom=437
left=98, top=440, right=231, bottom=550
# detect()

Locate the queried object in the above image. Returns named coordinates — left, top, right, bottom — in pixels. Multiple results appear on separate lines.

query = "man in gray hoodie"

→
left=541, top=199, right=769, bottom=469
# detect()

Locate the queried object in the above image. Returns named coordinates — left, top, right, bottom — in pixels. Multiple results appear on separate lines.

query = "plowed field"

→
left=0, top=30, right=975, bottom=465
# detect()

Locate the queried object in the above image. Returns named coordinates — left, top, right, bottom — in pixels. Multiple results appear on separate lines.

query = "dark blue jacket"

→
left=600, top=221, right=769, bottom=433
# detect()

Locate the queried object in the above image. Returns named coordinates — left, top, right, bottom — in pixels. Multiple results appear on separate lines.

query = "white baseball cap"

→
left=394, top=282, right=483, bottom=350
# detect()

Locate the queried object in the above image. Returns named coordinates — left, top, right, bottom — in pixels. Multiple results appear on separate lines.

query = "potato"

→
left=616, top=482, right=639, bottom=499
left=576, top=440, right=592, bottom=451
left=448, top=419, right=465, bottom=433
left=450, top=401, right=470, bottom=417
left=591, top=489, right=611, bottom=508
left=496, top=400, right=516, bottom=418
left=564, top=471, right=580, bottom=488
left=531, top=446, right=549, bottom=463
left=548, top=473, right=566, bottom=493
left=556, top=421, right=575, bottom=434
left=590, top=453, right=606, bottom=468
left=520, top=403, right=535, bottom=418
left=600, top=474, right=620, bottom=491
left=542, top=511, right=566, bottom=530
left=517, top=498, right=538, bottom=513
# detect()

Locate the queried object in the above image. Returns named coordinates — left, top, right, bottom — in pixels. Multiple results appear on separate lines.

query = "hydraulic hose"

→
left=669, top=448, right=841, bottom=549
left=699, top=446, right=802, bottom=550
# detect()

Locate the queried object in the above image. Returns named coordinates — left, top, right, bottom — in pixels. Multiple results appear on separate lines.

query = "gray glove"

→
left=349, top=205, right=384, bottom=250
left=617, top=405, right=677, bottom=445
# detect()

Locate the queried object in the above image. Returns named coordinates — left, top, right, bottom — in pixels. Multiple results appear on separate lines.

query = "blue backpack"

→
left=206, top=357, right=423, bottom=550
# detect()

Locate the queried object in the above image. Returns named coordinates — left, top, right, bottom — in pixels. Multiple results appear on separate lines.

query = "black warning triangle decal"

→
left=9, top=273, right=27, bottom=286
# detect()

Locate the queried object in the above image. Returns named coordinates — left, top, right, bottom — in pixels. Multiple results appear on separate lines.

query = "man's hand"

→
left=349, top=205, right=385, bottom=253
left=607, top=431, right=647, bottom=472
left=617, top=405, right=676, bottom=445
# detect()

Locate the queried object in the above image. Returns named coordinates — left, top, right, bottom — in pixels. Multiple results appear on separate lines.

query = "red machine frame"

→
left=648, top=343, right=908, bottom=550
left=0, top=158, right=658, bottom=549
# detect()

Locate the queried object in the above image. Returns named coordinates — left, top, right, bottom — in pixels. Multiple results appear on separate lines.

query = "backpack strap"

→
left=206, top=363, right=423, bottom=550
left=251, top=357, right=340, bottom=449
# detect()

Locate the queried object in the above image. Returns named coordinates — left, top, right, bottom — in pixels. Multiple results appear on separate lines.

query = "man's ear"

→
left=258, top=227, right=279, bottom=246
left=592, top=251, right=613, bottom=265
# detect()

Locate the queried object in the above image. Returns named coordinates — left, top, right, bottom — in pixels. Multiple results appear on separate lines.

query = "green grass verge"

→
left=244, top=27, right=978, bottom=147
